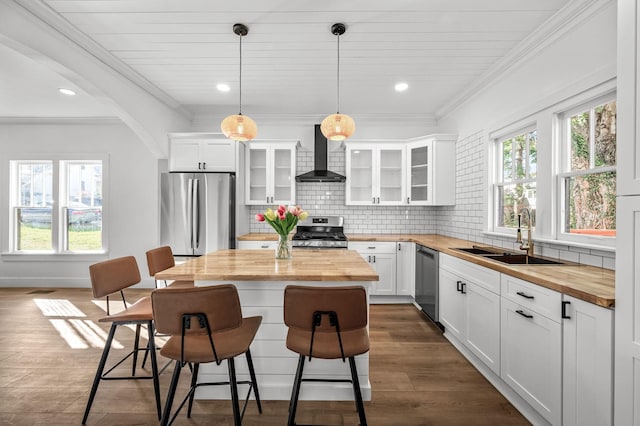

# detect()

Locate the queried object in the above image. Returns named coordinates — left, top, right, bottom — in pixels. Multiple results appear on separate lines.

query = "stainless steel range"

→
left=292, top=216, right=348, bottom=248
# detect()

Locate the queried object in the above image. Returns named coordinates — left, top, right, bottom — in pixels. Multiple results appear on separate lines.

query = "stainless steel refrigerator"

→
left=160, top=172, right=235, bottom=256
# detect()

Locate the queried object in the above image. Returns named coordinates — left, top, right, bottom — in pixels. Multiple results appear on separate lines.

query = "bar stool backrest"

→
left=146, top=246, right=176, bottom=277
left=89, top=256, right=141, bottom=299
left=284, top=285, right=367, bottom=332
left=151, top=285, right=243, bottom=336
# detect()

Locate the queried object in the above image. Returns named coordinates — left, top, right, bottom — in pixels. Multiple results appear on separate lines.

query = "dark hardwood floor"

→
left=0, top=288, right=529, bottom=425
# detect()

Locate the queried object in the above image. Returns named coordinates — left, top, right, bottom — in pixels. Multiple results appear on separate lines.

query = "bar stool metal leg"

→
left=82, top=323, right=117, bottom=424
left=228, top=358, right=242, bottom=426
left=246, top=349, right=262, bottom=413
left=147, top=320, right=162, bottom=420
left=287, top=354, right=306, bottom=426
left=161, top=360, right=182, bottom=426
left=349, top=356, right=367, bottom=426
left=187, top=363, right=200, bottom=417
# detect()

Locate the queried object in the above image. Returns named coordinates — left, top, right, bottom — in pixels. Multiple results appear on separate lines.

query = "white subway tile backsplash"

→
left=247, top=133, right=615, bottom=269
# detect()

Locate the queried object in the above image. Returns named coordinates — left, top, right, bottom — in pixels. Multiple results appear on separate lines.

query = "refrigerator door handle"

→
left=187, top=178, right=194, bottom=250
left=193, top=178, right=200, bottom=249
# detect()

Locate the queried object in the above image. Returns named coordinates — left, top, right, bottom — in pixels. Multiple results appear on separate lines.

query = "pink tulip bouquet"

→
left=255, top=205, right=308, bottom=259
left=255, top=205, right=309, bottom=237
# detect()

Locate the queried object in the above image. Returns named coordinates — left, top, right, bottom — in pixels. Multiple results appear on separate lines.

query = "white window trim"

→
left=490, top=123, right=537, bottom=236
left=554, top=93, right=616, bottom=249
left=5, top=153, right=108, bottom=256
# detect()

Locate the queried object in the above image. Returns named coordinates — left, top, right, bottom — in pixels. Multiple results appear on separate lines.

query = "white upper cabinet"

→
left=245, top=141, right=297, bottom=205
left=168, top=133, right=237, bottom=172
left=345, top=142, right=406, bottom=205
left=345, top=134, right=456, bottom=206
left=406, top=135, right=456, bottom=206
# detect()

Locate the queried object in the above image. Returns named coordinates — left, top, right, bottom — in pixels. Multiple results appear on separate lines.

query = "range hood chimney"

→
left=295, top=125, right=346, bottom=182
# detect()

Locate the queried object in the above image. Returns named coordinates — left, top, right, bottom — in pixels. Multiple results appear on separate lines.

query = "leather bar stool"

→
left=82, top=256, right=161, bottom=424
left=146, top=246, right=194, bottom=289
left=151, top=285, right=262, bottom=426
left=283, top=285, right=369, bottom=426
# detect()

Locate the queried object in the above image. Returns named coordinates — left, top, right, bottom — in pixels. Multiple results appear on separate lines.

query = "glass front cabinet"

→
left=345, top=135, right=456, bottom=206
left=406, top=135, right=456, bottom=206
left=245, top=141, right=298, bottom=205
left=345, top=142, right=406, bottom=205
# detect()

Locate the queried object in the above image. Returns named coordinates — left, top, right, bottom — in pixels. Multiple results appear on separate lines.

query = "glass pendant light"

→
left=321, top=23, right=355, bottom=141
left=221, top=23, right=257, bottom=141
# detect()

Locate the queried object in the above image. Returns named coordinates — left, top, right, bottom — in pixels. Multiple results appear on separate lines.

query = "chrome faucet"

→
left=516, top=207, right=534, bottom=256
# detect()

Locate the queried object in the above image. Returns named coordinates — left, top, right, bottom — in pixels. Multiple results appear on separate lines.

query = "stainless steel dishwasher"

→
left=415, top=245, right=442, bottom=330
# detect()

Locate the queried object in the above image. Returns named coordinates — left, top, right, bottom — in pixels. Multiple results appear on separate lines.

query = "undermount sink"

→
left=454, top=247, right=504, bottom=255
left=453, top=246, right=565, bottom=265
left=485, top=254, right=564, bottom=265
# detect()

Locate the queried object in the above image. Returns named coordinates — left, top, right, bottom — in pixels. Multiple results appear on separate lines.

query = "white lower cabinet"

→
left=501, top=297, right=561, bottom=425
left=440, top=256, right=613, bottom=426
left=237, top=241, right=277, bottom=250
left=395, top=242, right=415, bottom=297
left=561, top=295, right=613, bottom=426
left=349, top=242, right=397, bottom=296
left=439, top=254, right=501, bottom=375
left=500, top=275, right=561, bottom=426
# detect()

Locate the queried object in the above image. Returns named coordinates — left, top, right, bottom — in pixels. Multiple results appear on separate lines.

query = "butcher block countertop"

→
left=156, top=249, right=379, bottom=282
left=239, top=233, right=615, bottom=308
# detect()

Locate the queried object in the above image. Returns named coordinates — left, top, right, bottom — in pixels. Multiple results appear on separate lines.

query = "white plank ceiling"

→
left=4, top=0, right=569, bottom=119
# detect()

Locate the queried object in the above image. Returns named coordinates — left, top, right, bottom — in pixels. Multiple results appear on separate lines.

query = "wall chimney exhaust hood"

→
left=295, top=125, right=346, bottom=183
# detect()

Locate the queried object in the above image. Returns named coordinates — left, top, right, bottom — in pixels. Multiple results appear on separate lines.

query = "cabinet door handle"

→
left=516, top=291, right=535, bottom=300
left=373, top=255, right=376, bottom=263
left=561, top=300, right=571, bottom=319
left=202, top=162, right=206, bottom=169
left=198, top=162, right=202, bottom=170
left=461, top=282, right=466, bottom=294
left=372, top=197, right=375, bottom=204
left=398, top=243, right=401, bottom=251
left=377, top=197, right=380, bottom=204
left=407, top=197, right=410, bottom=204
left=368, top=256, right=371, bottom=263
left=456, top=280, right=462, bottom=292
left=516, top=309, right=533, bottom=319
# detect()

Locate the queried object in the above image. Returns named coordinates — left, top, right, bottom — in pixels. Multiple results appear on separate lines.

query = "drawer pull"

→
left=367, top=246, right=376, bottom=249
left=260, top=245, right=269, bottom=249
left=516, top=291, right=535, bottom=300
left=516, top=309, right=533, bottom=319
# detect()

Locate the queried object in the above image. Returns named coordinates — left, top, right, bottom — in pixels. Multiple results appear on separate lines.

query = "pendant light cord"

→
left=336, top=33, right=340, bottom=114
left=239, top=33, right=243, bottom=115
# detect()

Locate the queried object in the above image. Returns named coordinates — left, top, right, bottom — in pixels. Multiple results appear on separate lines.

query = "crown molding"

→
left=435, top=0, right=614, bottom=121
left=12, top=0, right=191, bottom=118
left=0, top=116, right=123, bottom=125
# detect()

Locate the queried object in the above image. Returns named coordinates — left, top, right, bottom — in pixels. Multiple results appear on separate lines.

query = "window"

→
left=559, top=97, right=616, bottom=241
left=10, top=159, right=104, bottom=253
left=494, top=127, right=537, bottom=232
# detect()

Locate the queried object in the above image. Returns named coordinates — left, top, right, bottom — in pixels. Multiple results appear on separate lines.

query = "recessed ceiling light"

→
left=58, top=88, right=76, bottom=96
left=395, top=82, right=409, bottom=92
left=217, top=83, right=230, bottom=92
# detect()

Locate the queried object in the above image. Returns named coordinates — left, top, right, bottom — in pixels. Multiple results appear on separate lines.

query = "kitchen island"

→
left=155, top=248, right=379, bottom=401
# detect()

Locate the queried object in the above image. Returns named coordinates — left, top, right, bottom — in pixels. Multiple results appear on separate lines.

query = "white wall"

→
left=0, top=121, right=160, bottom=287
left=436, top=0, right=617, bottom=269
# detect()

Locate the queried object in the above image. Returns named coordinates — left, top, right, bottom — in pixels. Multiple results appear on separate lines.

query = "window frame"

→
left=491, top=124, right=538, bottom=236
left=8, top=154, right=108, bottom=255
left=556, top=93, right=616, bottom=248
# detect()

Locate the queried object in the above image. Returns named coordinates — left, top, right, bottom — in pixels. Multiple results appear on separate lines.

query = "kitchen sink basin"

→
left=485, top=254, right=564, bottom=265
left=454, top=247, right=504, bottom=255
left=453, top=247, right=565, bottom=265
